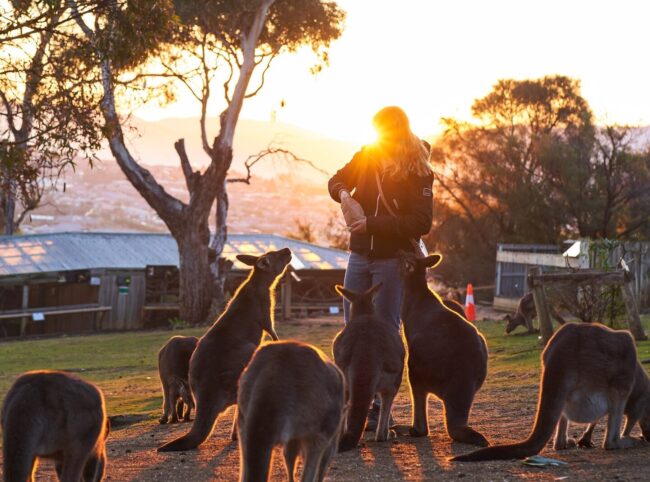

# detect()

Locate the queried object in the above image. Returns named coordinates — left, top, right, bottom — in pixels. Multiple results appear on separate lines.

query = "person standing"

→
left=328, top=105, right=433, bottom=428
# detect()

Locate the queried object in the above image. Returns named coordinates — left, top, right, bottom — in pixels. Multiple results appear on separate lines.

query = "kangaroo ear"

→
left=236, top=254, right=258, bottom=266
left=222, top=258, right=234, bottom=272
left=420, top=253, right=442, bottom=268
left=335, top=284, right=356, bottom=302
left=366, top=282, right=383, bottom=298
left=256, top=256, right=271, bottom=271
left=266, top=327, right=279, bottom=341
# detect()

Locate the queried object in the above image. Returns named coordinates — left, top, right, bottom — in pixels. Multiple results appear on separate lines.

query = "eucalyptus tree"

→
left=0, top=0, right=103, bottom=234
left=69, top=0, right=345, bottom=323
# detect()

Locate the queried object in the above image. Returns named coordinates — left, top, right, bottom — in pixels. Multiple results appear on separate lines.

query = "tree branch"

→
left=217, top=0, right=276, bottom=150
left=227, top=147, right=329, bottom=184
left=16, top=10, right=62, bottom=142
left=199, top=32, right=213, bottom=158
left=65, top=0, right=94, bottom=39
left=244, top=52, right=277, bottom=99
left=72, top=0, right=186, bottom=230
left=434, top=171, right=494, bottom=251
left=174, top=138, right=198, bottom=195
left=0, top=1, right=99, bottom=42
left=0, top=89, right=17, bottom=136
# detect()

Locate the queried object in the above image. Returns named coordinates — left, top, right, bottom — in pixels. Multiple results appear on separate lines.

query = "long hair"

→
left=366, top=106, right=432, bottom=180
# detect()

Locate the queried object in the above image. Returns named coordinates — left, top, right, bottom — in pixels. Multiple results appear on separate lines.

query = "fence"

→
left=494, top=240, right=650, bottom=312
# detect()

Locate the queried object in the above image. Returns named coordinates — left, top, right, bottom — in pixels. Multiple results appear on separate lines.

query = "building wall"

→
left=98, top=270, right=145, bottom=330
left=28, top=281, right=99, bottom=335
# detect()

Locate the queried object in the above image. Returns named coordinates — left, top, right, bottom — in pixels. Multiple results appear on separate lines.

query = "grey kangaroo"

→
left=332, top=283, right=405, bottom=451
left=2, top=370, right=110, bottom=482
left=398, top=251, right=489, bottom=446
left=505, top=292, right=567, bottom=334
left=237, top=341, right=346, bottom=482
left=158, top=335, right=198, bottom=424
left=453, top=323, right=650, bottom=462
left=158, top=247, right=292, bottom=452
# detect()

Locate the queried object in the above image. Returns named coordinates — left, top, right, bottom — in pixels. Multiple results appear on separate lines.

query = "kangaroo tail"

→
left=339, top=369, right=376, bottom=452
left=452, top=365, right=566, bottom=462
left=158, top=400, right=219, bottom=452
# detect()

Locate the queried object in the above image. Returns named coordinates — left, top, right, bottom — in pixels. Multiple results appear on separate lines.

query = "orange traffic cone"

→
left=464, top=283, right=476, bottom=322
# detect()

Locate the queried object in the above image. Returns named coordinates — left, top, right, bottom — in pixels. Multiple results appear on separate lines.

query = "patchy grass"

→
left=2, top=316, right=650, bottom=481
left=0, top=323, right=345, bottom=417
left=1, top=317, right=649, bottom=418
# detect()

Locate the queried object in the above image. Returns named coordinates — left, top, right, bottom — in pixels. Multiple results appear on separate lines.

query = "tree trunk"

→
left=209, top=179, right=229, bottom=311
left=177, top=221, right=213, bottom=325
left=1, top=188, right=16, bottom=235
left=0, top=192, right=6, bottom=234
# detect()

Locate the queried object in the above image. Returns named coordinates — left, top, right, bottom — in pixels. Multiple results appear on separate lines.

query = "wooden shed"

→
left=494, top=240, right=650, bottom=312
left=0, top=232, right=347, bottom=337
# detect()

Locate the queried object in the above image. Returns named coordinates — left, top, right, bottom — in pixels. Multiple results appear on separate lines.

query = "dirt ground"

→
left=1, top=311, right=649, bottom=481
left=12, top=386, right=649, bottom=482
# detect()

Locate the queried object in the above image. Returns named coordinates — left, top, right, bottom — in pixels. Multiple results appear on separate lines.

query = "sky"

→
left=136, top=0, right=650, bottom=145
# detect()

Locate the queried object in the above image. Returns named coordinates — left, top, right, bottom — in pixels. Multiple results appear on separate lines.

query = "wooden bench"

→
left=0, top=304, right=112, bottom=336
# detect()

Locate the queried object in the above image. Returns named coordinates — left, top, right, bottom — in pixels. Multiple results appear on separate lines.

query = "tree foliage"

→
left=430, top=75, right=650, bottom=284
left=0, top=0, right=104, bottom=234
left=64, top=0, right=345, bottom=323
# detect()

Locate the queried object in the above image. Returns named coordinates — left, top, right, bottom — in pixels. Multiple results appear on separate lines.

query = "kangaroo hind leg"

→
left=443, top=383, right=488, bottom=447
left=604, top=396, right=643, bottom=449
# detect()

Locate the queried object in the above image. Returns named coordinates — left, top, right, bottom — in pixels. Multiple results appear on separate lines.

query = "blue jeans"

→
left=343, top=252, right=403, bottom=331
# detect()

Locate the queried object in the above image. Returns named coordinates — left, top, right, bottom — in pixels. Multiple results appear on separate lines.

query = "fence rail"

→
left=494, top=240, right=650, bottom=312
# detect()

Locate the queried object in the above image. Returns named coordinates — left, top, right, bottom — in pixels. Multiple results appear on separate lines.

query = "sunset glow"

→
left=136, top=0, right=650, bottom=144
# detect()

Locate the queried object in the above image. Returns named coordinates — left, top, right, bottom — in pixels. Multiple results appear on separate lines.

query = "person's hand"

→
left=349, top=217, right=367, bottom=234
left=340, top=191, right=365, bottom=226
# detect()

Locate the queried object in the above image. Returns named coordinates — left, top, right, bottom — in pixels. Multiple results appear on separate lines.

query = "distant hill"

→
left=107, top=117, right=358, bottom=179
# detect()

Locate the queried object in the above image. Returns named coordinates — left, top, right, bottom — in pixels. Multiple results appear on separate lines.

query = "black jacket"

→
left=328, top=147, right=433, bottom=259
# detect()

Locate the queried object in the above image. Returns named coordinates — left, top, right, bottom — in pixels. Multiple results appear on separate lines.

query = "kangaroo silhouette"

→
left=158, top=248, right=292, bottom=452
left=158, top=335, right=198, bottom=424
left=2, top=370, right=110, bottom=482
left=333, top=283, right=405, bottom=451
left=237, top=341, right=346, bottom=482
left=453, top=322, right=650, bottom=461
left=398, top=250, right=489, bottom=446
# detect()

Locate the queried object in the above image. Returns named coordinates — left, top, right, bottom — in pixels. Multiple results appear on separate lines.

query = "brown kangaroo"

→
left=237, top=341, right=346, bottom=482
left=158, top=248, right=292, bottom=452
left=398, top=251, right=489, bottom=446
left=2, top=370, right=110, bottom=482
left=505, top=292, right=567, bottom=334
left=158, top=335, right=198, bottom=424
left=332, top=283, right=405, bottom=451
left=453, top=322, right=650, bottom=462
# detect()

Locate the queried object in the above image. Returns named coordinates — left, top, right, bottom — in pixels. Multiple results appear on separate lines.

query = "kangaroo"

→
left=443, top=297, right=467, bottom=319
left=505, top=292, right=567, bottom=334
left=158, top=335, right=198, bottom=424
left=332, top=283, right=405, bottom=451
left=452, top=323, right=650, bottom=462
left=2, top=370, right=110, bottom=482
left=398, top=250, right=489, bottom=446
left=158, top=248, right=292, bottom=452
left=237, top=341, right=346, bottom=482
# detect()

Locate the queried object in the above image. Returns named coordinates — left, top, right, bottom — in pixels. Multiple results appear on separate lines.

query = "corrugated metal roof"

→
left=0, top=232, right=348, bottom=277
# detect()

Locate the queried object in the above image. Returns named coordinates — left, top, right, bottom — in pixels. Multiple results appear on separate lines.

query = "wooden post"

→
left=529, top=267, right=554, bottom=345
left=20, top=285, right=29, bottom=336
left=621, top=281, right=647, bottom=341
left=495, top=245, right=503, bottom=297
